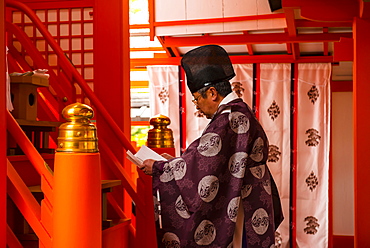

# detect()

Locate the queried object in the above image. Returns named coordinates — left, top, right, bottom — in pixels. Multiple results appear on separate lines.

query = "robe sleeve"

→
left=152, top=101, right=266, bottom=214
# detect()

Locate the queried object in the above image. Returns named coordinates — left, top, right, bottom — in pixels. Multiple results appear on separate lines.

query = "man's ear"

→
left=209, top=87, right=218, bottom=100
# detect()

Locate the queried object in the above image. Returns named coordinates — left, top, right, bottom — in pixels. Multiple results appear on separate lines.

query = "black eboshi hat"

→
left=181, top=45, right=235, bottom=93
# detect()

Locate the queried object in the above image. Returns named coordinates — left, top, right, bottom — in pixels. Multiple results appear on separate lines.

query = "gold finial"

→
left=147, top=114, right=174, bottom=148
left=56, top=103, right=98, bottom=153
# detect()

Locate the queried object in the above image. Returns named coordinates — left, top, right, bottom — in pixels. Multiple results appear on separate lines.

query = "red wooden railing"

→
left=6, top=0, right=136, bottom=154
left=5, top=0, right=155, bottom=247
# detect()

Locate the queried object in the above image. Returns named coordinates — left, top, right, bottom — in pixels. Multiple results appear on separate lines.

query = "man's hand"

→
left=139, top=159, right=156, bottom=175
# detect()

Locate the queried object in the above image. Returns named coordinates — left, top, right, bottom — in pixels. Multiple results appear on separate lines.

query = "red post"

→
left=353, top=17, right=370, bottom=248
left=0, top=1, right=7, bottom=246
left=53, top=153, right=101, bottom=248
left=53, top=103, right=101, bottom=248
left=136, top=147, right=175, bottom=248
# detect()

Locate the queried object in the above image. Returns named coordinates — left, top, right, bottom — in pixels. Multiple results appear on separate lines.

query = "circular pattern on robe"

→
left=198, top=175, right=219, bottom=202
left=250, top=164, right=266, bottom=179
left=194, top=220, right=216, bottom=245
left=229, top=152, right=248, bottom=178
left=251, top=208, right=269, bottom=235
left=169, top=158, right=187, bottom=180
left=153, top=196, right=160, bottom=221
left=227, top=197, right=240, bottom=222
left=197, top=133, right=222, bottom=157
left=175, top=195, right=191, bottom=219
left=250, top=137, right=264, bottom=162
left=159, top=158, right=187, bottom=183
left=229, top=111, right=250, bottom=134
left=241, top=184, right=253, bottom=199
left=262, top=179, right=272, bottom=195
left=162, top=232, right=181, bottom=248
left=159, top=162, right=174, bottom=183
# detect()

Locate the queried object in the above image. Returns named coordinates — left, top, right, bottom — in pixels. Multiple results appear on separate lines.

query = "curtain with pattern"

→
left=296, top=63, right=331, bottom=248
left=147, top=65, right=181, bottom=156
left=259, top=63, right=292, bottom=247
left=147, top=63, right=331, bottom=247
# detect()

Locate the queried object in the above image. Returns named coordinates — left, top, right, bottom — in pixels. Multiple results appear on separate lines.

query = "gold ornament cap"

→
left=56, top=103, right=98, bottom=153
left=147, top=114, right=174, bottom=148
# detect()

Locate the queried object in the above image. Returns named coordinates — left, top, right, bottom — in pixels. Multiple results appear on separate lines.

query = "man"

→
left=141, top=45, right=283, bottom=247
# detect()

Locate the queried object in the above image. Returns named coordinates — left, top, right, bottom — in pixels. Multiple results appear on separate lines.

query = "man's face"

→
left=192, top=88, right=215, bottom=119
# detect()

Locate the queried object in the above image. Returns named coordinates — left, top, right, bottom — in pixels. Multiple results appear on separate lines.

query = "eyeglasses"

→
left=192, top=94, right=202, bottom=104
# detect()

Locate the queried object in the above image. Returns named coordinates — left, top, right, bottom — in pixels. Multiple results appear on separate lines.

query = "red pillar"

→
left=0, top=1, right=7, bottom=247
left=353, top=17, right=370, bottom=247
left=53, top=153, right=102, bottom=248
left=136, top=147, right=176, bottom=248
left=93, top=0, right=132, bottom=213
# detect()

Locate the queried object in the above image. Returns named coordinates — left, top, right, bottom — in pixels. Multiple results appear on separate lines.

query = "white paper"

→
left=126, top=145, right=167, bottom=166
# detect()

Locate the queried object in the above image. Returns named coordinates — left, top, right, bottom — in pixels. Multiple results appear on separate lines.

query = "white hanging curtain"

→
left=231, top=64, right=254, bottom=106
left=184, top=85, right=210, bottom=147
left=296, top=63, right=331, bottom=248
left=259, top=63, right=291, bottom=248
left=149, top=63, right=331, bottom=247
left=147, top=65, right=181, bottom=156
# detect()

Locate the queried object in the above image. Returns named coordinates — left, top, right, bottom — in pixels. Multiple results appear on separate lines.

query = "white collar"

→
left=218, top=91, right=239, bottom=107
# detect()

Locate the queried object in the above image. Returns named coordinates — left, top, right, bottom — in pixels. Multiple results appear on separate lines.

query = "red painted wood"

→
left=334, top=37, right=354, bottom=62
left=353, top=17, right=370, bottom=248
left=7, top=160, right=51, bottom=247
left=283, top=0, right=358, bottom=22
left=0, top=0, right=7, bottom=246
left=161, top=32, right=351, bottom=46
left=131, top=55, right=336, bottom=69
left=291, top=63, right=298, bottom=248
left=331, top=81, right=353, bottom=92
left=154, top=13, right=285, bottom=27
left=53, top=153, right=101, bottom=248
left=6, top=224, right=23, bottom=248
left=255, top=63, right=260, bottom=119
left=93, top=0, right=133, bottom=232
left=136, top=171, right=157, bottom=248
left=13, top=0, right=94, bottom=9
left=333, top=235, right=354, bottom=248
left=179, top=67, right=187, bottom=154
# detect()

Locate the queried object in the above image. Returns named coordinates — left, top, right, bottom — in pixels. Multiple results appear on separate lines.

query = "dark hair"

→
left=198, top=81, right=232, bottom=98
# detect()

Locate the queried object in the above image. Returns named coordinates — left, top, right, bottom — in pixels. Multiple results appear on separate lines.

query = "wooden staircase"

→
left=4, top=0, right=156, bottom=247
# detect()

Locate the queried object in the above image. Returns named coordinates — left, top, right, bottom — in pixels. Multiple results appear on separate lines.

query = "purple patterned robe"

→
left=152, top=98, right=282, bottom=248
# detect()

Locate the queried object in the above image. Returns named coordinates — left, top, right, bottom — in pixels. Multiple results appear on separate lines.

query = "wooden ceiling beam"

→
left=295, top=19, right=352, bottom=28
left=359, top=0, right=370, bottom=19
left=291, top=43, right=300, bottom=60
left=323, top=27, right=329, bottom=56
left=160, top=32, right=352, bottom=47
left=284, top=7, right=297, bottom=36
left=283, top=0, right=358, bottom=22
left=157, top=36, right=181, bottom=57
left=130, top=55, right=334, bottom=69
left=154, top=13, right=285, bottom=27
left=243, top=31, right=254, bottom=55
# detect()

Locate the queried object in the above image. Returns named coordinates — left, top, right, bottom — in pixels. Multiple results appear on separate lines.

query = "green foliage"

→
left=131, top=126, right=150, bottom=147
left=129, top=0, right=144, bottom=14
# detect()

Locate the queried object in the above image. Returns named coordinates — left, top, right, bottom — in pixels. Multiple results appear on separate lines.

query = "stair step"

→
left=28, top=179, right=121, bottom=193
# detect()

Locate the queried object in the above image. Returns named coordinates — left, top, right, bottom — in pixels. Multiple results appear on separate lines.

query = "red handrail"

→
left=6, top=0, right=136, bottom=154
left=99, top=140, right=142, bottom=207
left=6, top=111, right=54, bottom=188
left=6, top=21, right=73, bottom=103
left=6, top=224, right=23, bottom=248
left=7, top=160, right=52, bottom=247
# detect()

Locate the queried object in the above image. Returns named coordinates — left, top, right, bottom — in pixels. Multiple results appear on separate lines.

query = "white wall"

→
left=155, top=0, right=286, bottom=36
left=332, top=91, right=354, bottom=236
